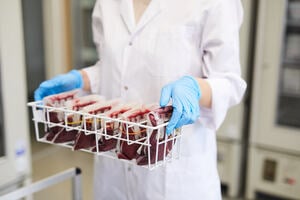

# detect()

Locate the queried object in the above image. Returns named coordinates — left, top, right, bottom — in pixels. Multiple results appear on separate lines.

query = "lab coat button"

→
left=128, top=167, right=131, bottom=171
left=124, top=86, right=128, bottom=90
left=129, top=42, right=133, bottom=46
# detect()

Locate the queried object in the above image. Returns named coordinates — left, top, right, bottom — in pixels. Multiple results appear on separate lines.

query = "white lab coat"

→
left=83, top=0, right=246, bottom=199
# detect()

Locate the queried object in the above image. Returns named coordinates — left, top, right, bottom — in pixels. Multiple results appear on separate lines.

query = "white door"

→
left=250, top=0, right=300, bottom=153
left=0, top=0, right=31, bottom=192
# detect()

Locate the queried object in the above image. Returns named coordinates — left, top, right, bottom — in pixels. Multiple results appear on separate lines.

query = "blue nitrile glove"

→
left=34, top=70, right=83, bottom=101
left=160, top=76, right=201, bottom=135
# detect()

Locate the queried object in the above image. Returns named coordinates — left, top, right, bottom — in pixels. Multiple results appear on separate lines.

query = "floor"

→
left=31, top=137, right=245, bottom=200
left=31, top=138, right=94, bottom=200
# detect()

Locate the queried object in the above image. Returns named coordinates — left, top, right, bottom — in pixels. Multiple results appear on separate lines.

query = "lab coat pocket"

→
left=146, top=26, right=197, bottom=78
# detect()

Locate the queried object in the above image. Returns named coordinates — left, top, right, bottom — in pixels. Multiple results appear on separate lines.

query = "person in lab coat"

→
left=34, top=0, right=246, bottom=199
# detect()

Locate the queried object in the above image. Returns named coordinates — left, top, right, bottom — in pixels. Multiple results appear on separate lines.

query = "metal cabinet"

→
left=247, top=0, right=300, bottom=199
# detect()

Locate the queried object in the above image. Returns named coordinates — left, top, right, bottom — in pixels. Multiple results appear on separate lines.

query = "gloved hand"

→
left=160, top=76, right=201, bottom=135
left=34, top=70, right=83, bottom=101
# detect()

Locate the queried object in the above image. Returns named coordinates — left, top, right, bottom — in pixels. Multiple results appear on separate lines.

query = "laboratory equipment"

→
left=0, top=167, right=82, bottom=200
left=247, top=0, right=300, bottom=199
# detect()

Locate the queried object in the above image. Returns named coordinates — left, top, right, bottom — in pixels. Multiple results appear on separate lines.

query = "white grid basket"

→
left=28, top=101, right=182, bottom=170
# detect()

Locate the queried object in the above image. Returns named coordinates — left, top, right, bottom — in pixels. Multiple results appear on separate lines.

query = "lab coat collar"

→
left=120, top=0, right=164, bottom=34
left=136, top=0, right=163, bottom=33
left=120, top=0, right=135, bottom=33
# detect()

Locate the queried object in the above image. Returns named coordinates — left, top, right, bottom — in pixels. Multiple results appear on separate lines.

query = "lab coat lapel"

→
left=120, top=0, right=135, bottom=33
left=135, top=0, right=163, bottom=33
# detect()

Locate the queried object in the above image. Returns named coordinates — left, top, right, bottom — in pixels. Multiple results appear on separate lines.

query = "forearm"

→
left=79, top=70, right=211, bottom=108
left=195, top=77, right=212, bottom=108
left=80, top=70, right=91, bottom=92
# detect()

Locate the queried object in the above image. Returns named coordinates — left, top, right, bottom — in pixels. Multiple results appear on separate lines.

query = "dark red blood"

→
left=109, top=108, right=132, bottom=118
left=45, top=111, right=79, bottom=144
left=43, top=91, right=79, bottom=142
left=117, top=107, right=154, bottom=160
left=92, top=129, right=117, bottom=152
left=53, top=110, right=82, bottom=145
left=44, top=124, right=64, bottom=142
left=72, top=103, right=122, bottom=151
left=47, top=91, right=77, bottom=103
left=73, top=121, right=96, bottom=150
left=47, top=112, right=62, bottom=123
left=89, top=106, right=111, bottom=114
left=45, top=111, right=63, bottom=135
left=45, top=131, right=57, bottom=141
left=96, top=107, right=133, bottom=152
left=136, top=133, right=174, bottom=165
left=118, top=130, right=146, bottom=160
left=44, top=111, right=64, bottom=141
left=136, top=106, right=175, bottom=166
left=72, top=101, right=97, bottom=111
left=53, top=130, right=79, bottom=143
left=92, top=139, right=117, bottom=152
left=118, top=119, right=147, bottom=160
left=48, top=126, right=64, bottom=136
left=73, top=132, right=96, bottom=150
